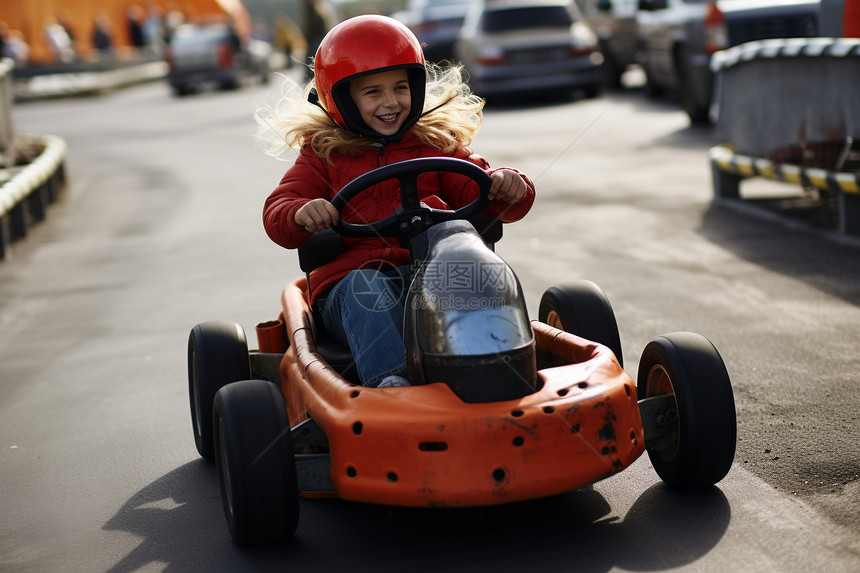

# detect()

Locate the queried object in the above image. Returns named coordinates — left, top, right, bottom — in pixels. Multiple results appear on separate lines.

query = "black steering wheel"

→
left=330, top=157, right=492, bottom=245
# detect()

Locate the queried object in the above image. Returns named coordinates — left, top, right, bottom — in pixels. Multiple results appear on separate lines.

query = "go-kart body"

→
left=275, top=276, right=645, bottom=507
left=190, top=157, right=735, bottom=545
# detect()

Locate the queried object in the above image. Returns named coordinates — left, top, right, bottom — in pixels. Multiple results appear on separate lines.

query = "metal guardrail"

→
left=710, top=143, right=860, bottom=234
left=710, top=38, right=860, bottom=236
left=0, top=57, right=68, bottom=260
left=0, top=58, right=15, bottom=169
left=13, top=60, right=168, bottom=101
left=0, top=56, right=170, bottom=260
left=0, top=134, right=67, bottom=260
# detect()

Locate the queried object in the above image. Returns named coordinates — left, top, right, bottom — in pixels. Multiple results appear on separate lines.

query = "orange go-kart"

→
left=187, top=158, right=737, bottom=546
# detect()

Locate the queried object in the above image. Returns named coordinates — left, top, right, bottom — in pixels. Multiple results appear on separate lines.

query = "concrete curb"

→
left=14, top=61, right=168, bottom=101
left=1, top=60, right=166, bottom=260
left=0, top=134, right=67, bottom=259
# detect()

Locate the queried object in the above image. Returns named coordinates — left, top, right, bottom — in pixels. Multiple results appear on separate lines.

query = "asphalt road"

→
left=2, top=72, right=858, bottom=572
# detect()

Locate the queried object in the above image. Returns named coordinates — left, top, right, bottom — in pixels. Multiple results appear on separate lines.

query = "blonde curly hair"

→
left=255, top=63, right=485, bottom=164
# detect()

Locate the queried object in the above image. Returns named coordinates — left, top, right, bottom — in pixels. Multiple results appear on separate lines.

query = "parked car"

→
left=454, top=0, right=605, bottom=99
left=636, top=0, right=820, bottom=123
left=393, top=0, right=478, bottom=62
left=577, top=0, right=640, bottom=87
left=165, top=23, right=271, bottom=96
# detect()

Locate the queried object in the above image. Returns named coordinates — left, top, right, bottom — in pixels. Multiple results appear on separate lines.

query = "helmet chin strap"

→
left=353, top=94, right=456, bottom=144
left=308, top=87, right=394, bottom=144
left=306, top=96, right=457, bottom=147
left=311, top=70, right=449, bottom=146
left=307, top=90, right=458, bottom=147
left=308, top=88, right=344, bottom=129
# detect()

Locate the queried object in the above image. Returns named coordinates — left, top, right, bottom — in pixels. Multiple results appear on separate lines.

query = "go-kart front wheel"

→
left=637, top=332, right=736, bottom=488
left=213, top=379, right=298, bottom=545
left=188, top=321, right=251, bottom=460
left=538, top=281, right=623, bottom=367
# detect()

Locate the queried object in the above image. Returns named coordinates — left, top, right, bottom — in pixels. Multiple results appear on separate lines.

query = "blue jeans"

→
left=319, top=266, right=411, bottom=387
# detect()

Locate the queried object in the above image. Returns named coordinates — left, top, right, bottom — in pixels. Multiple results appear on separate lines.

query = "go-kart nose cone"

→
left=412, top=257, right=532, bottom=356
left=405, top=221, right=536, bottom=402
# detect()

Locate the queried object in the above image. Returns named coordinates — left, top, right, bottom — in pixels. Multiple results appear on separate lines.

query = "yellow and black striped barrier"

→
left=710, top=144, right=860, bottom=235
left=710, top=37, right=860, bottom=236
left=710, top=144, right=860, bottom=195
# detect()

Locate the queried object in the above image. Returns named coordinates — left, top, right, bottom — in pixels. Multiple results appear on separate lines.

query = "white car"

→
left=166, top=23, right=271, bottom=96
left=578, top=0, right=641, bottom=88
left=636, top=0, right=821, bottom=123
left=455, top=0, right=605, bottom=98
left=394, top=0, right=478, bottom=63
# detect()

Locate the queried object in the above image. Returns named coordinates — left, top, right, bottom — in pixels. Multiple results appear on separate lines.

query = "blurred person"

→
left=257, top=15, right=535, bottom=387
left=273, top=16, right=302, bottom=69
left=43, top=16, right=75, bottom=64
left=92, top=11, right=115, bottom=57
left=224, top=15, right=244, bottom=59
left=57, top=10, right=79, bottom=60
left=4, top=29, right=29, bottom=67
left=0, top=21, right=7, bottom=59
left=144, top=3, right=166, bottom=55
left=299, top=0, right=333, bottom=79
left=127, top=5, right=148, bottom=52
left=163, top=7, right=186, bottom=44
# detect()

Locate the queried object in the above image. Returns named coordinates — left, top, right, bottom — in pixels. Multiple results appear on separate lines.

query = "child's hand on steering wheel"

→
left=295, top=198, right=341, bottom=233
left=488, top=169, right=527, bottom=204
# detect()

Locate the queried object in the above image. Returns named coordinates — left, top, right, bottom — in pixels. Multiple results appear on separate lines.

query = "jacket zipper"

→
left=375, top=144, right=396, bottom=205
left=374, top=144, right=400, bottom=249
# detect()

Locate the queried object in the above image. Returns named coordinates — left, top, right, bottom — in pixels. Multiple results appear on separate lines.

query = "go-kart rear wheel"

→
left=188, top=321, right=251, bottom=460
left=213, top=379, right=299, bottom=545
left=538, top=281, right=623, bottom=367
left=637, top=332, right=736, bottom=488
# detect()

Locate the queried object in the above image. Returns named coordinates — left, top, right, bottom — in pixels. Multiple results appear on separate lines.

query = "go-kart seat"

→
left=296, top=214, right=503, bottom=385
left=296, top=229, right=360, bottom=384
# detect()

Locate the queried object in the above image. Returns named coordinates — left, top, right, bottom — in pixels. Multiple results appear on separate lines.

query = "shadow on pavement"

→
left=699, top=202, right=860, bottom=307
left=103, top=461, right=730, bottom=572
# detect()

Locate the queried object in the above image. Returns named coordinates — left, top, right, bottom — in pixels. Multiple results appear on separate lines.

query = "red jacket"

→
left=263, top=131, right=536, bottom=305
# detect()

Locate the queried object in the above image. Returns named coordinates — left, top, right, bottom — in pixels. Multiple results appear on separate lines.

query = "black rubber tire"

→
left=637, top=332, right=737, bottom=488
left=675, top=49, right=711, bottom=125
left=600, top=42, right=623, bottom=90
left=188, top=321, right=251, bottom=460
left=219, top=77, right=239, bottom=90
left=213, top=379, right=299, bottom=545
left=538, top=281, right=623, bottom=368
left=642, top=63, right=663, bottom=99
left=582, top=83, right=603, bottom=99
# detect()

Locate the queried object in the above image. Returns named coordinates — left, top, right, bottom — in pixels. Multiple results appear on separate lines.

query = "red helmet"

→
left=313, top=15, right=426, bottom=142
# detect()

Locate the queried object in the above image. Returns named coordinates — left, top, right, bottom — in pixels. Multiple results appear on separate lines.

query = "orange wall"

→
left=1, top=0, right=247, bottom=64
